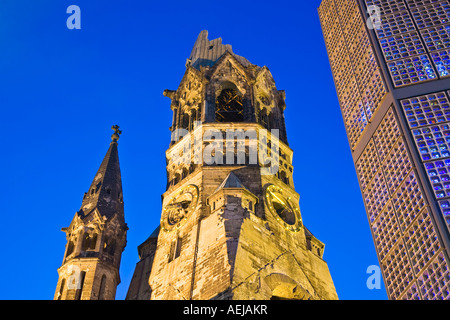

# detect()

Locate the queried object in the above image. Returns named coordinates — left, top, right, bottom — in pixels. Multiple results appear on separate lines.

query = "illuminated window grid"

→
left=416, top=252, right=450, bottom=299
left=412, top=124, right=450, bottom=161
left=342, top=7, right=365, bottom=49
left=364, top=170, right=391, bottom=225
left=340, top=79, right=368, bottom=149
left=404, top=208, right=442, bottom=275
left=379, top=31, right=426, bottom=62
left=382, top=138, right=413, bottom=195
left=387, top=54, right=438, bottom=87
left=409, top=2, right=450, bottom=30
left=425, top=160, right=450, bottom=228
left=401, top=91, right=450, bottom=162
left=382, top=240, right=414, bottom=299
left=420, top=24, right=450, bottom=52
left=321, top=0, right=387, bottom=148
left=335, top=0, right=360, bottom=32
left=392, top=171, right=426, bottom=232
left=334, top=53, right=353, bottom=99
left=356, top=139, right=380, bottom=194
left=373, top=108, right=402, bottom=162
left=356, top=106, right=450, bottom=299
left=375, top=10, right=416, bottom=40
left=402, top=91, right=450, bottom=129
left=403, top=283, right=421, bottom=300
left=365, top=0, right=407, bottom=15
left=348, top=24, right=386, bottom=121
left=431, top=49, right=450, bottom=77
left=372, top=200, right=401, bottom=262
left=424, top=159, right=450, bottom=198
left=324, top=20, right=344, bottom=56
left=328, top=34, right=348, bottom=79
left=405, top=0, right=448, bottom=9
left=361, top=69, right=387, bottom=120
left=318, top=0, right=336, bottom=38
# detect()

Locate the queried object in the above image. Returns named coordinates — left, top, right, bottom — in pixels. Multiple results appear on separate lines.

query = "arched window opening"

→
left=215, top=88, right=244, bottom=122
left=259, top=108, right=269, bottom=129
left=280, top=171, right=289, bottom=186
left=169, top=236, right=183, bottom=262
left=98, top=275, right=107, bottom=300
left=66, top=240, right=75, bottom=257
left=104, top=238, right=116, bottom=256
left=182, top=168, right=188, bottom=179
left=58, top=278, right=66, bottom=300
left=182, top=113, right=189, bottom=130
left=174, top=173, right=181, bottom=185
left=82, top=232, right=97, bottom=251
left=74, top=271, right=86, bottom=300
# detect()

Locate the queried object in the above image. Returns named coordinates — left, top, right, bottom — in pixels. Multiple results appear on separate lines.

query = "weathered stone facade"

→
left=126, top=31, right=338, bottom=300
left=54, top=127, right=127, bottom=300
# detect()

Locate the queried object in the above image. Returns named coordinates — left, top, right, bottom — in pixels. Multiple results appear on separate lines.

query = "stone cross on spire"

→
left=111, top=125, right=122, bottom=143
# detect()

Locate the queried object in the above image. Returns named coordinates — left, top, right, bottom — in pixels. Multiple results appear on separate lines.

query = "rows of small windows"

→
left=382, top=138, right=413, bottom=195
left=342, top=1, right=386, bottom=140
left=410, top=2, right=450, bottom=30
left=355, top=107, right=448, bottom=299
left=373, top=108, right=402, bottom=162
left=431, top=49, right=450, bottom=77
left=403, top=283, right=421, bottom=299
left=371, top=201, right=447, bottom=299
left=356, top=139, right=380, bottom=195
left=423, top=156, right=450, bottom=190
left=356, top=108, right=403, bottom=200
left=341, top=84, right=369, bottom=149
left=382, top=240, right=414, bottom=299
left=416, top=252, right=450, bottom=299
left=401, top=91, right=450, bottom=231
left=357, top=1, right=450, bottom=300
left=364, top=170, right=391, bottom=224
left=320, top=0, right=387, bottom=149
left=402, top=91, right=450, bottom=130
left=412, top=124, right=450, bottom=161
left=375, top=9, right=415, bottom=39
left=372, top=200, right=401, bottom=261
left=379, top=31, right=426, bottom=62
left=365, top=0, right=450, bottom=86
left=365, top=0, right=407, bottom=15
left=405, top=0, right=447, bottom=9
left=392, top=171, right=425, bottom=233
left=421, top=24, right=450, bottom=52
left=403, top=209, right=441, bottom=275
left=387, top=54, right=437, bottom=87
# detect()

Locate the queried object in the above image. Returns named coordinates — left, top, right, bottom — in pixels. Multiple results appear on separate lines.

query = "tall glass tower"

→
left=319, top=0, right=450, bottom=299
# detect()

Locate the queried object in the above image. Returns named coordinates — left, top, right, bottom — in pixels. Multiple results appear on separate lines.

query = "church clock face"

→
left=161, top=184, right=199, bottom=232
left=264, top=184, right=302, bottom=232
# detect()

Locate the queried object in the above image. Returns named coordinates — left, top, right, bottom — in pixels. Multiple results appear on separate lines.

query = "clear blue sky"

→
left=0, top=0, right=388, bottom=300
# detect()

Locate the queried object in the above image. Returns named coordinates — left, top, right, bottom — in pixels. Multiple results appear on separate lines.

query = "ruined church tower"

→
left=126, top=31, right=338, bottom=300
left=54, top=126, right=128, bottom=300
